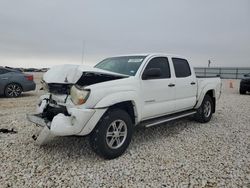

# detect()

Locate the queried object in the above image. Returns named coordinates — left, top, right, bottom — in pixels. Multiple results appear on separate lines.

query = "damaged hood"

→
left=43, top=64, right=128, bottom=84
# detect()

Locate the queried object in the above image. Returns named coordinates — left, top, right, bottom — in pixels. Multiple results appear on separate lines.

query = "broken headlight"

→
left=70, top=85, right=90, bottom=105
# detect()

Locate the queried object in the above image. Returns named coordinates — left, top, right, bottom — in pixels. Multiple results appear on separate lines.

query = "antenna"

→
left=81, top=40, right=85, bottom=64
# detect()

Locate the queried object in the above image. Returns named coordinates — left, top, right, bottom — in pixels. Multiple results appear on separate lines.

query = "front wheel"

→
left=194, top=95, right=214, bottom=123
left=89, top=109, right=134, bottom=159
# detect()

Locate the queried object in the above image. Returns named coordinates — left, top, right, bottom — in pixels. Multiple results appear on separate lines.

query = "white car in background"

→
left=27, top=54, right=221, bottom=159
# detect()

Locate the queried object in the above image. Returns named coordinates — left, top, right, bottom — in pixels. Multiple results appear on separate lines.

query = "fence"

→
left=194, top=67, right=250, bottom=79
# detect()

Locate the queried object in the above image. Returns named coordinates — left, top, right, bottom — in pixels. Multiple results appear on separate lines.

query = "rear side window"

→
left=0, top=68, right=10, bottom=75
left=143, top=57, right=171, bottom=79
left=172, top=58, right=191, bottom=78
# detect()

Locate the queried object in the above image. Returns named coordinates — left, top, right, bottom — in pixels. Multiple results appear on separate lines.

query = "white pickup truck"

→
left=27, top=54, right=221, bottom=159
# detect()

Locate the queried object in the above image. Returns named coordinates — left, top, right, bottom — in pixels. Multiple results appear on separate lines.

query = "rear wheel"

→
left=194, top=95, right=213, bottom=123
left=4, top=83, right=22, bottom=97
left=89, top=109, right=133, bottom=159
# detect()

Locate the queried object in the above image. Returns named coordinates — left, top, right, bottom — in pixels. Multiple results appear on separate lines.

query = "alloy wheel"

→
left=6, top=84, right=22, bottom=97
left=106, top=119, right=128, bottom=149
left=204, top=101, right=211, bottom=118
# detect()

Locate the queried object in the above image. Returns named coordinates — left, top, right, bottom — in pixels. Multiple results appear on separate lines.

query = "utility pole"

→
left=81, top=40, right=85, bottom=64
left=208, top=59, right=211, bottom=67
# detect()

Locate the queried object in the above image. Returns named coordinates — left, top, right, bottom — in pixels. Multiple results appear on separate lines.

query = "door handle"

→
left=190, top=82, right=196, bottom=85
left=168, top=83, right=175, bottom=87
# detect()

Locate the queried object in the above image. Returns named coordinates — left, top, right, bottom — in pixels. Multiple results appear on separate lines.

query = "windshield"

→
left=95, top=56, right=146, bottom=76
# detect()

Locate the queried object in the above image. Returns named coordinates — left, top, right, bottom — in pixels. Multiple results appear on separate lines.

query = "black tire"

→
left=239, top=87, right=246, bottom=95
left=89, top=109, right=134, bottom=159
left=194, top=95, right=214, bottom=123
left=4, top=83, right=22, bottom=97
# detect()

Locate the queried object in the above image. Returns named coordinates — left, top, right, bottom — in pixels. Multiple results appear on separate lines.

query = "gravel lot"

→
left=0, top=75, right=249, bottom=187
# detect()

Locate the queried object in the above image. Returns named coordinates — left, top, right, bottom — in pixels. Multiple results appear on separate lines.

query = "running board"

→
left=140, top=110, right=197, bottom=128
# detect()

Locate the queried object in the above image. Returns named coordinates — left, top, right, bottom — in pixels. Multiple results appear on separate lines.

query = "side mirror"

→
left=244, top=74, right=249, bottom=77
left=142, top=68, right=162, bottom=80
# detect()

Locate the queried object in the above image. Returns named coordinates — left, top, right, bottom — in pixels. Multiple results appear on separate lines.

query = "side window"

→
left=143, top=57, right=171, bottom=79
left=172, top=58, right=191, bottom=78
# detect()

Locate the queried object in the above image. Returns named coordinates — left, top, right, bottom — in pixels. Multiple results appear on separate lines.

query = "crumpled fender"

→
left=94, top=91, right=141, bottom=123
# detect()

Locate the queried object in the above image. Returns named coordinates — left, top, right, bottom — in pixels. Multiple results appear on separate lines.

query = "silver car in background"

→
left=0, top=67, right=36, bottom=97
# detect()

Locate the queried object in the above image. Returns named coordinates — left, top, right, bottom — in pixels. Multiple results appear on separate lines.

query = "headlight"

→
left=70, top=85, right=90, bottom=105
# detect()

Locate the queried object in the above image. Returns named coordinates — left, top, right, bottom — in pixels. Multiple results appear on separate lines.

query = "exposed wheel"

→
left=239, top=87, right=246, bottom=94
left=89, top=109, right=134, bottom=159
left=4, top=83, right=22, bottom=97
left=194, top=95, right=213, bottom=123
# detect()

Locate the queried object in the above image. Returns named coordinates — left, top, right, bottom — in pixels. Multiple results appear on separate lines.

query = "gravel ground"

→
left=0, top=75, right=250, bottom=187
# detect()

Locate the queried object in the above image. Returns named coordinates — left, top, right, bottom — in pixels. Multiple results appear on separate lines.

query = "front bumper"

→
left=27, top=94, right=107, bottom=145
left=27, top=108, right=95, bottom=145
left=27, top=107, right=95, bottom=136
left=27, top=114, right=48, bottom=127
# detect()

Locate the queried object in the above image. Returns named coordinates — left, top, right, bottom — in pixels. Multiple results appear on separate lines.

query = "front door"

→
left=140, top=56, right=176, bottom=120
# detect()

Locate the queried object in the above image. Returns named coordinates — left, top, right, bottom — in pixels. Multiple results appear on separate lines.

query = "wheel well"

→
left=205, top=90, right=216, bottom=113
left=108, top=101, right=136, bottom=124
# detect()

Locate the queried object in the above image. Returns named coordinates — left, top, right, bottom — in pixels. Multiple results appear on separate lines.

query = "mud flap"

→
left=33, top=126, right=55, bottom=146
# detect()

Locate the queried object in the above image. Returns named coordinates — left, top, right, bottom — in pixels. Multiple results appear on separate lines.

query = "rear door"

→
left=172, top=58, right=197, bottom=111
left=140, top=56, right=176, bottom=120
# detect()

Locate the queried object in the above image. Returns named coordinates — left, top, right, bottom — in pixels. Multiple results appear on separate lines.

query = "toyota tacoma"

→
left=27, top=54, right=222, bottom=159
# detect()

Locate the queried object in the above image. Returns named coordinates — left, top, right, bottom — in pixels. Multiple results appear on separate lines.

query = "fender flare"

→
left=194, top=84, right=216, bottom=109
left=94, top=91, right=141, bottom=123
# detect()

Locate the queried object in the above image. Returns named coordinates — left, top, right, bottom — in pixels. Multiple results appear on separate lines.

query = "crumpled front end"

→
left=26, top=64, right=124, bottom=145
left=27, top=94, right=95, bottom=145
